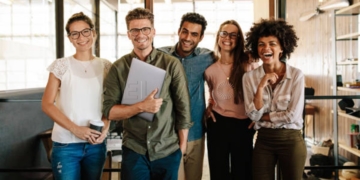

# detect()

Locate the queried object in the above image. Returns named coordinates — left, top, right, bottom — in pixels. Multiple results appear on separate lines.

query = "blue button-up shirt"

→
left=158, top=44, right=214, bottom=141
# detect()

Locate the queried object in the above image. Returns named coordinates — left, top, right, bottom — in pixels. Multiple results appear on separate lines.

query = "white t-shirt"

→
left=47, top=56, right=112, bottom=143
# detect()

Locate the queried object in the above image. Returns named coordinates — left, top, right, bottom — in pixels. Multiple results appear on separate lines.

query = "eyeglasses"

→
left=128, top=27, right=152, bottom=36
left=68, top=28, right=93, bottom=39
left=219, top=31, right=239, bottom=39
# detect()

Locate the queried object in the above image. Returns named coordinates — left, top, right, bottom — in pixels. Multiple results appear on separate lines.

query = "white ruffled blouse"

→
left=47, top=56, right=112, bottom=143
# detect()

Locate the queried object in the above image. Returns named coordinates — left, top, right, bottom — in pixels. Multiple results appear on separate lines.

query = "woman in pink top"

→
left=204, top=20, right=258, bottom=180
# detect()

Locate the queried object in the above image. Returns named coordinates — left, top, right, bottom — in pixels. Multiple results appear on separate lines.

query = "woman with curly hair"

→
left=243, top=18, right=306, bottom=180
left=204, top=20, right=258, bottom=180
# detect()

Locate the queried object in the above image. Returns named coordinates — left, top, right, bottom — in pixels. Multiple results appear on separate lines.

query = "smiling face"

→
left=127, top=19, right=155, bottom=54
left=257, top=36, right=283, bottom=64
left=68, top=20, right=96, bottom=53
left=177, top=21, right=203, bottom=57
left=217, top=24, right=238, bottom=53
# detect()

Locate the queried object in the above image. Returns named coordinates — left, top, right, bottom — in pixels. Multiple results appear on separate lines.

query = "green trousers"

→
left=252, top=128, right=307, bottom=180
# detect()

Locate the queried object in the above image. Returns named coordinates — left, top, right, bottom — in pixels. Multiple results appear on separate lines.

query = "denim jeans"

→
left=51, top=141, right=107, bottom=180
left=121, top=146, right=182, bottom=180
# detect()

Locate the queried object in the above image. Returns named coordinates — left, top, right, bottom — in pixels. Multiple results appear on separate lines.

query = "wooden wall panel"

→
left=286, top=0, right=360, bottom=161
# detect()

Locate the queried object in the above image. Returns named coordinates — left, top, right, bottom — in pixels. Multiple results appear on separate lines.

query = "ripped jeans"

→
left=51, top=141, right=107, bottom=180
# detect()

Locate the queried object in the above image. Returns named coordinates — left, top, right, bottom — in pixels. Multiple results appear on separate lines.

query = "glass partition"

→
left=152, top=0, right=254, bottom=50
left=100, top=1, right=117, bottom=62
left=0, top=0, right=56, bottom=90
left=0, top=0, right=118, bottom=90
left=118, top=2, right=144, bottom=58
left=0, top=0, right=253, bottom=90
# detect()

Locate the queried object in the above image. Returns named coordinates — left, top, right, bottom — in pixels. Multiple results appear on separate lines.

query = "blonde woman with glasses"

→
left=204, top=20, right=258, bottom=180
left=42, top=12, right=112, bottom=180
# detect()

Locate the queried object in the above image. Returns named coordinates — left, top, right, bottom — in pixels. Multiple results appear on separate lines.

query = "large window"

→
left=0, top=0, right=118, bottom=91
left=118, top=2, right=144, bottom=58
left=117, top=0, right=254, bottom=57
left=0, top=0, right=253, bottom=90
left=100, top=1, right=117, bottom=61
left=0, top=0, right=55, bottom=90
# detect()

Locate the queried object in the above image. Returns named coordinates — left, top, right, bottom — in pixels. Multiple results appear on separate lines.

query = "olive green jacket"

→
left=102, top=49, right=192, bottom=161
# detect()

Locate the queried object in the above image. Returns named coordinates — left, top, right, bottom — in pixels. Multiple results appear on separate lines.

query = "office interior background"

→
left=4, top=0, right=360, bottom=179
left=0, top=1, right=257, bottom=179
left=0, top=0, right=254, bottom=91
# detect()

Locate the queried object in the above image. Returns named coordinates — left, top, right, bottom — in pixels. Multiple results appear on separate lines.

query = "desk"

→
left=305, top=104, right=316, bottom=144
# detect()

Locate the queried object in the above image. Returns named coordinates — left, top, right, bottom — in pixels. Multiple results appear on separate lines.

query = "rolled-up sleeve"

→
left=242, top=72, right=266, bottom=121
left=102, top=64, right=122, bottom=119
left=169, top=60, right=193, bottom=130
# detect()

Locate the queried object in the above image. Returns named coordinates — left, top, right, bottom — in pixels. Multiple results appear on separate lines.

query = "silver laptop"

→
left=121, top=58, right=166, bottom=121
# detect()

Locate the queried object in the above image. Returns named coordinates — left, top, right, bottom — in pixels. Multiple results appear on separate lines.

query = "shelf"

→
left=332, top=3, right=360, bottom=177
left=337, top=87, right=360, bottom=93
left=337, top=32, right=360, bottom=40
left=336, top=2, right=360, bottom=15
left=338, top=111, right=360, bottom=122
left=339, top=143, right=360, bottom=157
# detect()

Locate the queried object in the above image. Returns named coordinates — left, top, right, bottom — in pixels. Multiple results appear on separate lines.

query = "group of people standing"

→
left=42, top=6, right=307, bottom=180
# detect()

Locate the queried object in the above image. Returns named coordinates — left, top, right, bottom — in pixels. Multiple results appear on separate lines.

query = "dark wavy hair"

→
left=125, top=8, right=154, bottom=30
left=65, top=12, right=95, bottom=35
left=214, top=20, right=248, bottom=104
left=245, top=18, right=298, bottom=60
left=179, top=12, right=207, bottom=36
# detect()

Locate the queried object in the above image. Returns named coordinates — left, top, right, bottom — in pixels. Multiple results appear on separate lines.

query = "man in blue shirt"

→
left=158, top=12, right=214, bottom=180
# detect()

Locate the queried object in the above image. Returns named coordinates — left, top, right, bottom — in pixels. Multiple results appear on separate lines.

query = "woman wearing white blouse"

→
left=42, top=12, right=112, bottom=180
left=243, top=18, right=306, bottom=180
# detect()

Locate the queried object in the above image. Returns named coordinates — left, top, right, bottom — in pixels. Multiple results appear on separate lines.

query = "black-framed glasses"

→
left=219, top=31, right=239, bottom=39
left=128, top=27, right=152, bottom=36
left=68, top=28, right=93, bottom=39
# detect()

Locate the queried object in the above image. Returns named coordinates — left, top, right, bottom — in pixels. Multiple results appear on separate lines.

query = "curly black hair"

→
left=179, top=12, right=207, bottom=36
left=245, top=18, right=298, bottom=60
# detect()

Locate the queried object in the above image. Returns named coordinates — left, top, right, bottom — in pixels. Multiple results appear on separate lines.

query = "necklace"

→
left=220, top=60, right=233, bottom=65
left=218, top=61, right=231, bottom=81
left=76, top=59, right=94, bottom=73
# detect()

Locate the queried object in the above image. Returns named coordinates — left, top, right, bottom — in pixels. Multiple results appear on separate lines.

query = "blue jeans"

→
left=51, top=141, right=107, bottom=180
left=121, top=146, right=182, bottom=180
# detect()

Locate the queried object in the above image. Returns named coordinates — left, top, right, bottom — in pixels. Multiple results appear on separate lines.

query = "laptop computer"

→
left=121, top=58, right=166, bottom=121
